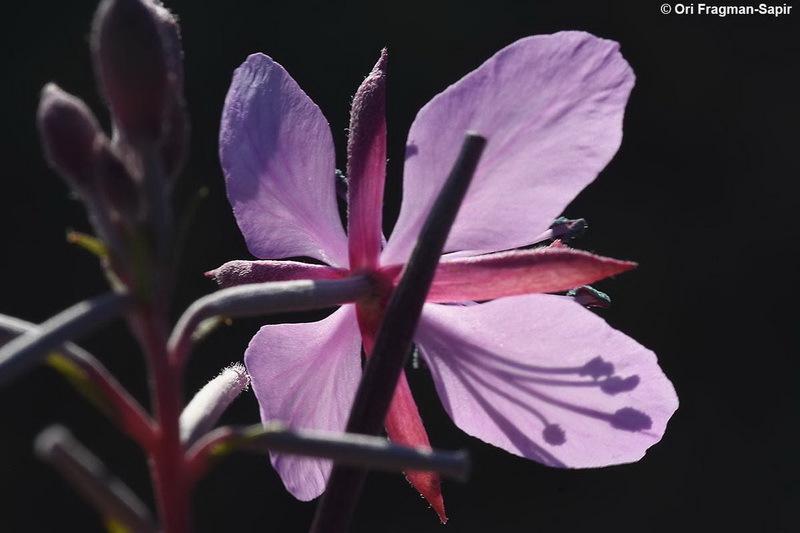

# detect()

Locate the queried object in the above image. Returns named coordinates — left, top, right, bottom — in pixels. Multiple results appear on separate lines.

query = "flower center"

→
left=351, top=267, right=397, bottom=352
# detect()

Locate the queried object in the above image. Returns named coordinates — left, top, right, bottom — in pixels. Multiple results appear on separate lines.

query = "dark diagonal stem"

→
left=310, top=132, right=486, bottom=533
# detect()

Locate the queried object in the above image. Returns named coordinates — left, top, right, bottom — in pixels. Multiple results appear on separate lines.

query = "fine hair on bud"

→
left=91, top=0, right=171, bottom=143
left=37, top=83, right=105, bottom=197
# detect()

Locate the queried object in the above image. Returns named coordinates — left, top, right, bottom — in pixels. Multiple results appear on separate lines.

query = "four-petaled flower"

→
left=211, top=31, right=678, bottom=520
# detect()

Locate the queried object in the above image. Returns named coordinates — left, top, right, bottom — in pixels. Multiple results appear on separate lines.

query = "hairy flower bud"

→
left=37, top=83, right=105, bottom=197
left=180, top=364, right=250, bottom=447
left=160, top=91, right=189, bottom=183
left=94, top=141, right=141, bottom=225
left=147, top=0, right=189, bottom=181
left=147, top=0, right=184, bottom=88
left=91, top=0, right=170, bottom=143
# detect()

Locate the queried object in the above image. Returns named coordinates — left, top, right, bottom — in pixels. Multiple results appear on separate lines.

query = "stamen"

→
left=568, top=285, right=611, bottom=308
left=549, top=217, right=588, bottom=243
left=531, top=217, right=588, bottom=244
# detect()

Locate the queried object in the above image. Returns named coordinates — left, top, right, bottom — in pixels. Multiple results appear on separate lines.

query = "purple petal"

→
left=382, top=32, right=635, bottom=264
left=220, top=53, right=348, bottom=266
left=415, top=295, right=677, bottom=468
left=245, top=305, right=362, bottom=500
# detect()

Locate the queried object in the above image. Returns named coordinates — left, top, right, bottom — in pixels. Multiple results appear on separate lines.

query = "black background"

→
left=1, top=1, right=798, bottom=531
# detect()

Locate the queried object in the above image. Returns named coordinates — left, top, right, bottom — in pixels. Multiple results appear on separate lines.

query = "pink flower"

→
left=212, top=32, right=678, bottom=520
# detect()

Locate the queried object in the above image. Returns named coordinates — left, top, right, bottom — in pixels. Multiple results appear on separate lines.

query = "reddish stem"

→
left=130, top=305, right=189, bottom=533
left=74, top=353, right=157, bottom=448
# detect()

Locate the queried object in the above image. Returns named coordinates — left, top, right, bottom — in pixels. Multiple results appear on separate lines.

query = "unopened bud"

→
left=147, top=0, right=188, bottom=182
left=146, top=0, right=184, bottom=87
left=37, top=83, right=104, bottom=196
left=94, top=141, right=141, bottom=224
left=160, top=94, right=188, bottom=182
left=180, top=364, right=250, bottom=446
left=91, top=0, right=170, bottom=142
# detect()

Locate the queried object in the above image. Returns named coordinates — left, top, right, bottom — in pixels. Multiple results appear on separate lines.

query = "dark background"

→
left=1, top=0, right=797, bottom=531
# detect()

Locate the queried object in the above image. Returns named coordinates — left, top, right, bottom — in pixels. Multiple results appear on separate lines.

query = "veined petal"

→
left=347, top=50, right=387, bottom=270
left=220, top=53, right=348, bottom=266
left=383, top=32, right=635, bottom=264
left=424, top=248, right=635, bottom=303
left=206, top=259, right=349, bottom=288
left=415, top=295, right=677, bottom=468
left=245, top=305, right=362, bottom=500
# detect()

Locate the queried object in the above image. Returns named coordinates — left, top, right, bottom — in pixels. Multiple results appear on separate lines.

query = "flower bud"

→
left=160, top=92, right=189, bottom=182
left=180, top=364, right=250, bottom=446
left=91, top=0, right=170, bottom=143
left=37, top=83, right=105, bottom=197
left=147, top=0, right=184, bottom=88
left=94, top=141, right=141, bottom=225
left=147, top=0, right=189, bottom=181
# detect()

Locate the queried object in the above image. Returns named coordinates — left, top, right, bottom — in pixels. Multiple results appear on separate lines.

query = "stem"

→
left=35, top=425, right=157, bottom=533
left=130, top=304, right=189, bottom=533
left=184, top=423, right=470, bottom=486
left=0, top=313, right=155, bottom=447
left=310, top=133, right=486, bottom=532
left=168, top=276, right=371, bottom=369
left=0, top=291, right=131, bottom=387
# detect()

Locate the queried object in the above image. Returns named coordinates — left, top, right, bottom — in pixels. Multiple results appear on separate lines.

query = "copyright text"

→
left=660, top=3, right=793, bottom=16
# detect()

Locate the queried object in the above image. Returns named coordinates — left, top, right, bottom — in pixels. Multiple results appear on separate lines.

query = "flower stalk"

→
left=35, top=425, right=157, bottom=533
left=0, top=292, right=131, bottom=387
left=168, top=276, right=372, bottom=368
left=184, top=422, right=470, bottom=486
left=0, top=314, right=155, bottom=447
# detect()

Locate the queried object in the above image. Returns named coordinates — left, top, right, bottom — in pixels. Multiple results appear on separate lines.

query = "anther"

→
left=549, top=217, right=587, bottom=243
left=568, top=285, right=611, bottom=308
